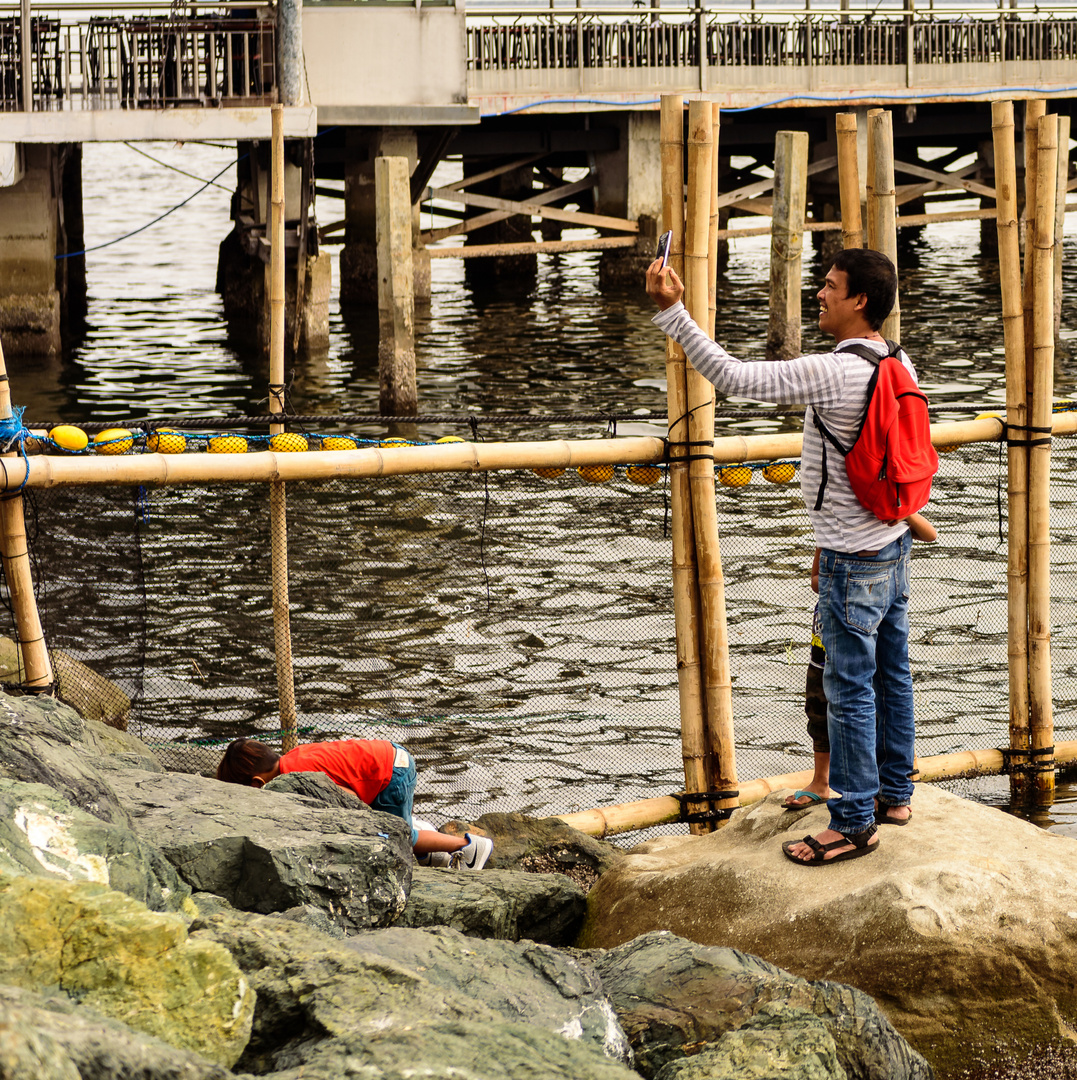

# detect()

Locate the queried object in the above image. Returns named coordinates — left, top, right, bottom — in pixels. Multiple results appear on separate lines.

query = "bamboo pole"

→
left=4, top=414, right=1027, bottom=491
left=685, top=100, right=738, bottom=829
left=866, top=109, right=900, bottom=341
left=835, top=113, right=864, bottom=250
left=1028, top=112, right=1059, bottom=804
left=1054, top=115, right=1071, bottom=361
left=660, top=95, right=709, bottom=836
left=0, top=343, right=52, bottom=691
left=1022, top=99, right=1046, bottom=414
left=766, top=130, right=809, bottom=361
left=269, top=105, right=299, bottom=753
left=707, top=106, right=720, bottom=339
left=555, top=741, right=1077, bottom=838
left=992, top=100, right=1031, bottom=803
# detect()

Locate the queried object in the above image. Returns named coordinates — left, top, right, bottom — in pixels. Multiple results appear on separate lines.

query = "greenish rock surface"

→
left=400, top=864, right=587, bottom=943
left=0, top=874, right=254, bottom=1068
left=592, top=931, right=931, bottom=1080
left=105, top=766, right=413, bottom=932
left=652, top=1007, right=848, bottom=1080
left=0, top=778, right=190, bottom=912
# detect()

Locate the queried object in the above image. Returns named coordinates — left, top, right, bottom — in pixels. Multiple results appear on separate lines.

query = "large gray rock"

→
left=399, top=865, right=587, bottom=944
left=652, top=1005, right=848, bottom=1080
left=0, top=693, right=133, bottom=826
left=592, top=932, right=929, bottom=1080
left=0, top=985, right=233, bottom=1080
left=191, top=909, right=633, bottom=1074
left=0, top=778, right=191, bottom=913
left=580, top=786, right=1077, bottom=1079
left=106, top=767, right=413, bottom=932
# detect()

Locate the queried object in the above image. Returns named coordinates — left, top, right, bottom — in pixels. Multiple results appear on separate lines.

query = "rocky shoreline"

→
left=0, top=689, right=1058, bottom=1079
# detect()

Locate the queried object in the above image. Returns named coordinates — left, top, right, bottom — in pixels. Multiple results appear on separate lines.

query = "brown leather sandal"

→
left=782, top=823, right=879, bottom=865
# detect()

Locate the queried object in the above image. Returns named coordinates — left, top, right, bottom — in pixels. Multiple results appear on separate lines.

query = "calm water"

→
left=15, top=139, right=1077, bottom=831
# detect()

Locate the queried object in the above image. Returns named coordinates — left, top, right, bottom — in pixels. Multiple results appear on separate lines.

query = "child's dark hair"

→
left=829, top=248, right=898, bottom=331
left=217, top=737, right=280, bottom=785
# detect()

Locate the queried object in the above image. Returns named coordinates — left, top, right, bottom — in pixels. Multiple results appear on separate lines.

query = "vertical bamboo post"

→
left=1053, top=115, right=1070, bottom=362
left=766, top=131, right=809, bottom=361
left=685, top=100, right=738, bottom=826
left=867, top=109, right=900, bottom=341
left=269, top=104, right=299, bottom=753
left=1028, top=112, right=1058, bottom=805
left=1022, top=99, right=1046, bottom=410
left=707, top=107, right=720, bottom=339
left=836, top=113, right=864, bottom=250
left=992, top=100, right=1031, bottom=802
left=660, top=95, right=708, bottom=835
left=0, top=343, right=52, bottom=691
left=376, top=156, right=418, bottom=416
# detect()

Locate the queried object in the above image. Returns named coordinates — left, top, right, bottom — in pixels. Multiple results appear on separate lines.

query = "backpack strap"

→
left=810, top=340, right=898, bottom=511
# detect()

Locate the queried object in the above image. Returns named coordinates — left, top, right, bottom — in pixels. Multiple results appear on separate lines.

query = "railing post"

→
left=698, top=4, right=707, bottom=92
left=20, top=0, right=32, bottom=111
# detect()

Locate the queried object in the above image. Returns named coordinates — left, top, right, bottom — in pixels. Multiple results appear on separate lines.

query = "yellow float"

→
left=146, top=428, right=186, bottom=454
left=718, top=464, right=752, bottom=487
left=269, top=432, right=308, bottom=453
left=49, top=425, right=89, bottom=453
left=208, top=435, right=248, bottom=454
left=321, top=436, right=358, bottom=451
left=532, top=467, right=565, bottom=480
left=577, top=464, right=614, bottom=484
left=626, top=465, right=662, bottom=486
left=762, top=461, right=796, bottom=484
left=94, top=428, right=134, bottom=455
left=436, top=436, right=466, bottom=444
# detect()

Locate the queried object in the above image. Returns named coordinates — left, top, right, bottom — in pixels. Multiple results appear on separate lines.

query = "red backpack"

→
left=812, top=340, right=938, bottom=523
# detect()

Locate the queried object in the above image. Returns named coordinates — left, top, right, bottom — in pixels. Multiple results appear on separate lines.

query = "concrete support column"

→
left=340, top=128, right=426, bottom=307
left=595, top=110, right=663, bottom=290
left=0, top=143, right=84, bottom=356
left=217, top=138, right=331, bottom=353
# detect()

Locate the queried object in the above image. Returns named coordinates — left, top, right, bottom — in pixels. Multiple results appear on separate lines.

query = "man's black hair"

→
left=829, top=248, right=898, bottom=331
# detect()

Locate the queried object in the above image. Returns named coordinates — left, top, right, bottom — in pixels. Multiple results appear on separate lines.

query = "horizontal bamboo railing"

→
left=556, top=741, right=1077, bottom=838
left=9, top=411, right=1065, bottom=489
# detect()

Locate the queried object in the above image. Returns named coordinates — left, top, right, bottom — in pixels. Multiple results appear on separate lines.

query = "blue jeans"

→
left=370, top=744, right=419, bottom=845
left=818, top=532, right=915, bottom=835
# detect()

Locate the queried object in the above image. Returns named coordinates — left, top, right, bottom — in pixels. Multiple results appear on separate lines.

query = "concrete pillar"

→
left=340, top=128, right=426, bottom=308
left=376, top=156, right=417, bottom=415
left=595, top=110, right=663, bottom=290
left=0, top=143, right=84, bottom=356
left=216, top=138, right=330, bottom=353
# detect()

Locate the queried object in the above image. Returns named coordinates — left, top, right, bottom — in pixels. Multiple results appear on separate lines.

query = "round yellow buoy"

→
left=321, top=436, right=358, bottom=451
left=380, top=438, right=410, bottom=448
left=626, top=464, right=662, bottom=486
left=146, top=428, right=186, bottom=454
left=718, top=464, right=752, bottom=487
left=762, top=461, right=796, bottom=484
left=94, top=428, right=134, bottom=455
left=532, top=467, right=565, bottom=480
left=577, top=464, right=614, bottom=484
left=49, top=425, right=88, bottom=453
left=936, top=443, right=959, bottom=453
left=269, top=432, right=308, bottom=453
left=208, top=435, right=248, bottom=454
left=436, top=436, right=466, bottom=444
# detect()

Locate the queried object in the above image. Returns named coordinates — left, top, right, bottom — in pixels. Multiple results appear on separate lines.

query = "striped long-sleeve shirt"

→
left=654, top=301, right=916, bottom=553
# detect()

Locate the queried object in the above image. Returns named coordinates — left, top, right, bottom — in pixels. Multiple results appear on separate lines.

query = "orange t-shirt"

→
left=279, top=740, right=395, bottom=804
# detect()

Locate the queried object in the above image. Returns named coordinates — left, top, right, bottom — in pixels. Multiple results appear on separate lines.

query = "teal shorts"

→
left=370, top=743, right=418, bottom=845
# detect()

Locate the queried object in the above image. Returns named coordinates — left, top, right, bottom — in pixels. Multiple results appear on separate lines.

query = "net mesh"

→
left=5, top=431, right=1073, bottom=829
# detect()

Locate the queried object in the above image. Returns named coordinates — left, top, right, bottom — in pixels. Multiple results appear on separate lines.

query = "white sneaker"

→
left=416, top=851, right=453, bottom=868
left=451, top=833, right=493, bottom=870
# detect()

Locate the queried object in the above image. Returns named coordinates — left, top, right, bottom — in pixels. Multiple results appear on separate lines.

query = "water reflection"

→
left=15, top=141, right=1077, bottom=827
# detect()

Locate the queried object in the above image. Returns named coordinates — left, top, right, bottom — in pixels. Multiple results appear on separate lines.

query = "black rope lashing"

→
left=674, top=790, right=741, bottom=824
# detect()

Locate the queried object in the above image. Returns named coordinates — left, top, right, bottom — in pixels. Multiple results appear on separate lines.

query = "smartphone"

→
left=655, top=230, right=672, bottom=269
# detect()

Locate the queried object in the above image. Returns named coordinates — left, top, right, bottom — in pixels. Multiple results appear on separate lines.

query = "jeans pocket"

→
left=844, top=569, right=890, bottom=634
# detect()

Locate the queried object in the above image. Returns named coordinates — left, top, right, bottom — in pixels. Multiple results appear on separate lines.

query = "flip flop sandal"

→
left=782, top=824, right=879, bottom=865
left=783, top=790, right=827, bottom=811
left=875, top=805, right=912, bottom=826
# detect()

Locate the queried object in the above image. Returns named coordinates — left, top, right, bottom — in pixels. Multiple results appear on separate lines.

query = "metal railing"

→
left=0, top=4, right=275, bottom=111
left=467, top=8, right=1077, bottom=72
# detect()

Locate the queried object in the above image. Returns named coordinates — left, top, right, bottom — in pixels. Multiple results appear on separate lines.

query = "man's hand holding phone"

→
left=646, top=231, right=684, bottom=310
